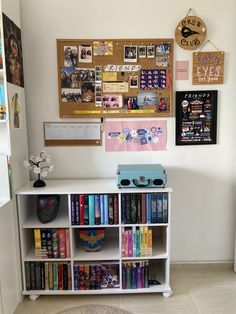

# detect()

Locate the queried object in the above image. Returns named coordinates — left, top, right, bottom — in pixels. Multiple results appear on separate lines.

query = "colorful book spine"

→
left=48, top=262, right=54, bottom=290
left=58, top=229, right=66, bottom=258
left=132, top=226, right=136, bottom=257
left=126, top=194, right=131, bottom=224
left=156, top=193, right=163, bottom=223
left=162, top=193, right=168, bottom=223
left=128, top=229, right=133, bottom=257
left=45, top=262, right=49, bottom=290
left=79, top=265, right=85, bottom=290
left=124, top=229, right=128, bottom=257
left=137, top=194, right=141, bottom=224
left=40, top=262, right=45, bottom=290
left=65, top=229, right=70, bottom=258
left=141, top=193, right=146, bottom=224
left=121, top=194, right=126, bottom=224
left=136, top=229, right=140, bottom=257
left=126, top=263, right=131, bottom=289
left=131, top=263, right=137, bottom=289
left=100, top=195, right=104, bottom=225
left=151, top=193, right=157, bottom=223
left=140, top=226, right=144, bottom=256
left=46, top=230, right=53, bottom=258
left=146, top=229, right=152, bottom=257
left=88, top=195, right=95, bottom=225
left=137, top=263, right=142, bottom=288
left=144, top=226, right=149, bottom=257
left=103, top=194, right=109, bottom=225
left=95, top=194, right=101, bottom=225
left=34, top=229, right=41, bottom=250
left=53, top=262, right=58, bottom=290
left=108, top=194, right=114, bottom=224
left=146, top=194, right=151, bottom=224
left=52, top=229, right=59, bottom=258
left=130, top=194, right=137, bottom=224
left=79, top=195, right=85, bottom=225
left=70, top=194, right=75, bottom=225
left=84, top=195, right=89, bottom=225
left=113, top=194, right=119, bottom=224
left=75, top=194, right=80, bottom=225
left=74, top=265, right=79, bottom=290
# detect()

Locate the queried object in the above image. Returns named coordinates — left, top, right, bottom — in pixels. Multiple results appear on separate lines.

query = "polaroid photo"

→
left=129, top=75, right=138, bottom=88
left=138, top=45, right=146, bottom=58
left=78, top=45, right=92, bottom=63
left=64, top=46, right=78, bottom=67
left=81, top=82, right=95, bottom=102
left=103, top=94, right=123, bottom=109
left=61, top=88, right=82, bottom=102
left=124, top=45, right=137, bottom=63
left=156, top=43, right=170, bottom=55
left=137, top=92, right=157, bottom=107
left=156, top=56, right=170, bottom=67
left=147, top=46, right=155, bottom=58
left=76, top=68, right=95, bottom=81
left=93, top=41, right=113, bottom=56
left=124, top=96, right=139, bottom=110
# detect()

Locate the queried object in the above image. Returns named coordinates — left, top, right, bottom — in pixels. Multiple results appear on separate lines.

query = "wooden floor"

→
left=14, top=263, right=236, bottom=314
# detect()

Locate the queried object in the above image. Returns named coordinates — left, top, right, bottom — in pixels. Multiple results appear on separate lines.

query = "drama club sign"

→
left=192, top=51, right=224, bottom=85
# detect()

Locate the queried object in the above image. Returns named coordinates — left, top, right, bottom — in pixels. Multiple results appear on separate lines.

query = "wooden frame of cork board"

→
left=57, top=38, right=174, bottom=118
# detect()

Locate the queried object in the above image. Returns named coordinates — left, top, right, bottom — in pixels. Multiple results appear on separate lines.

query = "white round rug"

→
left=56, top=304, right=132, bottom=314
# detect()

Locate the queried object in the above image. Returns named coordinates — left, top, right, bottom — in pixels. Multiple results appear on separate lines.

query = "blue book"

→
left=100, top=195, right=104, bottom=225
left=145, top=194, right=151, bottom=224
left=156, top=193, right=163, bottom=223
left=103, top=194, right=109, bottom=225
left=136, top=229, right=140, bottom=257
left=162, top=193, right=168, bottom=223
left=95, top=194, right=100, bottom=225
left=151, top=193, right=157, bottom=223
left=88, top=195, right=95, bottom=225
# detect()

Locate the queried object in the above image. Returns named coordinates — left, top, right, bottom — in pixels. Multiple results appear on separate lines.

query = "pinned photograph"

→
left=138, top=45, right=146, bottom=58
left=81, top=82, right=95, bottom=102
left=93, top=41, right=113, bottom=56
left=78, top=45, right=92, bottom=63
left=156, top=43, right=170, bottom=55
left=124, top=45, right=137, bottom=63
left=129, top=75, right=138, bottom=88
left=61, top=68, right=80, bottom=89
left=156, top=97, right=169, bottom=112
left=76, top=68, right=95, bottom=81
left=147, top=46, right=155, bottom=58
left=61, top=88, right=82, bottom=102
left=103, top=94, right=123, bottom=109
left=137, top=92, right=157, bottom=108
left=156, top=56, right=169, bottom=67
left=63, top=46, right=78, bottom=67
left=124, top=96, right=139, bottom=110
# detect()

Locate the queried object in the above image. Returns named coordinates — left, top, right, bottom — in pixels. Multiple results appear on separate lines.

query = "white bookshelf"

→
left=16, top=179, right=173, bottom=299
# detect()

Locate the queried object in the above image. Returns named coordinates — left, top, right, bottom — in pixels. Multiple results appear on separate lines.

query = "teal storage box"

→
left=116, top=164, right=167, bottom=188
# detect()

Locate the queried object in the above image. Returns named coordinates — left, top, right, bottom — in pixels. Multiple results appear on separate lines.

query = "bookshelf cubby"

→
left=16, top=179, right=173, bottom=299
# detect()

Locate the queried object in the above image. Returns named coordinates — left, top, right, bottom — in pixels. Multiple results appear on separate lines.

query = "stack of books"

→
left=71, top=194, right=119, bottom=225
left=34, top=229, right=70, bottom=258
left=74, top=263, right=120, bottom=290
left=121, top=193, right=168, bottom=224
left=121, top=226, right=152, bottom=258
left=122, top=261, right=149, bottom=289
left=24, top=261, right=71, bottom=291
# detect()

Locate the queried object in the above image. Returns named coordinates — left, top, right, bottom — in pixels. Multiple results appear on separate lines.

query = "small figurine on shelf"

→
left=23, top=151, right=54, bottom=187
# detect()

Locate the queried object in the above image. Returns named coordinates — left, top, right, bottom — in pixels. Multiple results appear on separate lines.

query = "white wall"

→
left=0, top=0, right=29, bottom=313
left=20, top=0, right=236, bottom=262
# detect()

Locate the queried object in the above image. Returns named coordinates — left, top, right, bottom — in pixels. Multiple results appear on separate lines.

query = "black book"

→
left=63, top=263, right=68, bottom=290
left=121, top=194, right=126, bottom=224
left=25, top=261, right=31, bottom=290
left=108, top=194, right=114, bottom=224
left=40, top=262, right=45, bottom=290
left=130, top=194, right=137, bottom=224
left=126, top=194, right=131, bottom=224
left=35, top=261, right=42, bottom=290
left=84, top=195, right=89, bottom=225
left=30, top=262, right=36, bottom=290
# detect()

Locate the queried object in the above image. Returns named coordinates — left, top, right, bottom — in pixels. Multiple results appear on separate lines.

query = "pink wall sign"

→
left=105, top=120, right=167, bottom=152
left=175, top=61, right=189, bottom=80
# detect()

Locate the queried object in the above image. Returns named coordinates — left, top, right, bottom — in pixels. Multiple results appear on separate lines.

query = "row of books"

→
left=25, top=261, right=71, bottom=291
left=34, top=229, right=70, bottom=258
left=74, top=263, right=120, bottom=290
left=122, top=226, right=152, bottom=258
left=71, top=194, right=119, bottom=225
left=121, top=193, right=168, bottom=224
left=122, top=261, right=149, bottom=289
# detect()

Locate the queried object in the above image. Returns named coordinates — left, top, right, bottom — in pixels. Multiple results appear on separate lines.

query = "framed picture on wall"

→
left=176, top=90, right=218, bottom=145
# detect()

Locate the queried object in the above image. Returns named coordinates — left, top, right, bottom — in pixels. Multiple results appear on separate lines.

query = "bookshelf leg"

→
left=29, top=295, right=40, bottom=301
left=163, top=290, right=173, bottom=298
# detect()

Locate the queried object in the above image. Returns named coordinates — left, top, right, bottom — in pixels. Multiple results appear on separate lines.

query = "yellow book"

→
left=146, top=229, right=152, bottom=257
left=144, top=226, right=149, bottom=256
left=139, top=226, right=144, bottom=256
left=34, top=229, right=41, bottom=249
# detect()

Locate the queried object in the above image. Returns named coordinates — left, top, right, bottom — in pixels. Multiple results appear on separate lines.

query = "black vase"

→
left=36, top=195, right=60, bottom=223
left=33, top=174, right=46, bottom=188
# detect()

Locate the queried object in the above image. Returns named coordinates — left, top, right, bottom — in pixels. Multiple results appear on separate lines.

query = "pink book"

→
left=124, top=230, right=128, bottom=257
left=128, top=229, right=133, bottom=257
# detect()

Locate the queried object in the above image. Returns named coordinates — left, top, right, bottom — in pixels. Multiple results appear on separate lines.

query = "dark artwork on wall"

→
left=2, top=13, right=24, bottom=88
left=176, top=90, right=217, bottom=145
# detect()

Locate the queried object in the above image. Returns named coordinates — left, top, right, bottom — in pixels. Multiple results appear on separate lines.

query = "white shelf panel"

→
left=71, top=224, right=119, bottom=228
left=74, top=238, right=120, bottom=261
left=24, top=246, right=72, bottom=262
left=22, top=284, right=170, bottom=295
left=122, top=223, right=168, bottom=227
left=22, top=209, right=69, bottom=228
left=16, top=179, right=173, bottom=195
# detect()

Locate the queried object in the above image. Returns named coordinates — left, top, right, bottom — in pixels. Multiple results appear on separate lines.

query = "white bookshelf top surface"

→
left=16, top=179, right=173, bottom=195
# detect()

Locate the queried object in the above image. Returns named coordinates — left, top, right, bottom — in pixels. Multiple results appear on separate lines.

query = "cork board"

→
left=57, top=38, right=173, bottom=118
left=192, top=51, right=224, bottom=85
